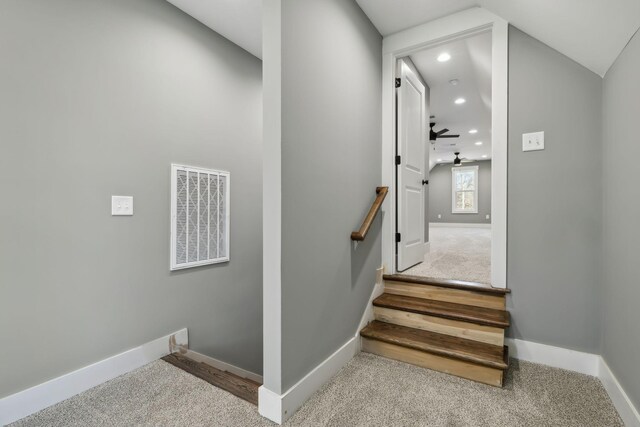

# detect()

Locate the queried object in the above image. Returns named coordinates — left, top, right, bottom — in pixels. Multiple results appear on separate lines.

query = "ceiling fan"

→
left=430, top=122, right=460, bottom=141
left=453, top=152, right=473, bottom=165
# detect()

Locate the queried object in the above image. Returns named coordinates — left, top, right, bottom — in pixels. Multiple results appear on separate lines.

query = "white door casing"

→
left=381, top=8, right=508, bottom=287
left=396, top=59, right=426, bottom=271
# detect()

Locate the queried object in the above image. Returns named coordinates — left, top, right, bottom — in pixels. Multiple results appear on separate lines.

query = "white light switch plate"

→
left=112, top=196, right=133, bottom=216
left=522, top=131, right=544, bottom=151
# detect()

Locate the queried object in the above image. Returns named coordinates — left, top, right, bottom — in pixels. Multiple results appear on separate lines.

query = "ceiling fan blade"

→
left=436, top=128, right=450, bottom=136
left=437, top=134, right=460, bottom=138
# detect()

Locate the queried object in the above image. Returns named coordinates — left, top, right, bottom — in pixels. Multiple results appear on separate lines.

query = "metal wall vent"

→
left=170, top=164, right=230, bottom=270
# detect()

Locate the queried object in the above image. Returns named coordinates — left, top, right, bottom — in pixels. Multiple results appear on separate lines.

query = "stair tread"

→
left=374, top=293, right=510, bottom=328
left=384, top=274, right=510, bottom=295
left=361, top=320, right=508, bottom=369
left=162, top=353, right=260, bottom=405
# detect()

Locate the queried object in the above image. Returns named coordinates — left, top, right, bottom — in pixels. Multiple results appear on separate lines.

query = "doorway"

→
left=397, top=31, right=492, bottom=284
left=382, top=8, right=508, bottom=288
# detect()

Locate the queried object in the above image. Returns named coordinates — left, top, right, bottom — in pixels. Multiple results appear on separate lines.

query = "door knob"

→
left=422, top=180, right=429, bottom=185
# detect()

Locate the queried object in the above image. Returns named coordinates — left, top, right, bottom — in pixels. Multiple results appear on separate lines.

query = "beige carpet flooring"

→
left=403, top=226, right=491, bottom=284
left=13, top=353, right=622, bottom=426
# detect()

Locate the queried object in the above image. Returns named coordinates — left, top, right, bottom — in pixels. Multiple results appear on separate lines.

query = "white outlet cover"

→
left=112, top=196, right=133, bottom=216
left=522, top=131, right=545, bottom=151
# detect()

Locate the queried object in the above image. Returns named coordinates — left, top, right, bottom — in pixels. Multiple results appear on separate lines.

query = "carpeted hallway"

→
left=403, top=226, right=491, bottom=284
left=12, top=353, right=622, bottom=426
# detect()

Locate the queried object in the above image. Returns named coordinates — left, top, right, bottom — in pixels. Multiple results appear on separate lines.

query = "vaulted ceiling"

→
left=167, top=0, right=640, bottom=77
left=166, top=0, right=262, bottom=58
left=356, top=0, right=640, bottom=77
left=410, top=31, right=493, bottom=164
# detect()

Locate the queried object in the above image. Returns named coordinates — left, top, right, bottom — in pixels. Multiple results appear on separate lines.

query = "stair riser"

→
left=374, top=306, right=504, bottom=347
left=385, top=281, right=506, bottom=310
left=362, top=338, right=504, bottom=387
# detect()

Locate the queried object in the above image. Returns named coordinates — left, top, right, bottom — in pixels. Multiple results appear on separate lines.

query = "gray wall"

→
left=507, top=27, right=603, bottom=352
left=429, top=161, right=491, bottom=224
left=602, top=29, right=640, bottom=409
left=280, top=0, right=382, bottom=390
left=0, top=0, right=263, bottom=398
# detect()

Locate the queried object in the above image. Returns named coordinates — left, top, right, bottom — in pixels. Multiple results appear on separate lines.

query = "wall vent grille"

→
left=171, top=164, right=229, bottom=270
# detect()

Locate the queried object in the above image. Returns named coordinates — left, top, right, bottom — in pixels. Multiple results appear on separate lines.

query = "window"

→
left=170, top=164, right=230, bottom=270
left=452, top=165, right=478, bottom=214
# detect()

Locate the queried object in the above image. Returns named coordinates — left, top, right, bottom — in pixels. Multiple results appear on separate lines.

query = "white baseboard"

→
left=423, top=241, right=431, bottom=254
left=259, top=337, right=358, bottom=424
left=0, top=329, right=188, bottom=426
left=258, top=267, right=383, bottom=424
left=355, top=267, right=386, bottom=351
left=183, top=350, right=262, bottom=384
left=507, top=338, right=640, bottom=426
left=506, top=338, right=600, bottom=376
left=598, top=358, right=640, bottom=427
left=430, top=222, right=491, bottom=228
left=258, top=386, right=284, bottom=424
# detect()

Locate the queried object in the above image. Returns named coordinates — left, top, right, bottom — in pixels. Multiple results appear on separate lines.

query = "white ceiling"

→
left=357, top=0, right=481, bottom=37
left=409, top=31, right=492, bottom=164
left=166, top=0, right=262, bottom=58
left=356, top=0, right=640, bottom=77
left=166, top=0, right=639, bottom=76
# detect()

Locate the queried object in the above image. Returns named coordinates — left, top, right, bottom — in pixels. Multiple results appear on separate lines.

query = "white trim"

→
left=183, top=350, right=263, bottom=384
left=258, top=386, right=283, bottom=424
left=506, top=338, right=600, bottom=376
left=451, top=165, right=479, bottom=214
left=423, top=241, right=431, bottom=255
left=599, top=358, right=640, bottom=427
left=258, top=338, right=358, bottom=424
left=489, top=13, right=508, bottom=289
left=383, top=8, right=494, bottom=55
left=355, top=267, right=386, bottom=351
left=258, top=267, right=384, bottom=424
left=381, top=7, right=508, bottom=288
left=0, top=329, right=188, bottom=426
left=262, top=0, right=283, bottom=396
left=506, top=338, right=640, bottom=425
left=430, top=222, right=491, bottom=229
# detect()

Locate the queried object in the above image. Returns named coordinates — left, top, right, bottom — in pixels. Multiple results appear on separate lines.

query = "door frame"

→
left=381, top=7, right=509, bottom=288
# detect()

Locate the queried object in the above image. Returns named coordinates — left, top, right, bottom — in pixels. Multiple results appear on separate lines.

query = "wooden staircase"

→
left=360, top=274, right=511, bottom=387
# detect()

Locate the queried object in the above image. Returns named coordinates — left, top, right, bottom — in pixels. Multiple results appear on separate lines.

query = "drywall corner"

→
left=262, top=0, right=283, bottom=396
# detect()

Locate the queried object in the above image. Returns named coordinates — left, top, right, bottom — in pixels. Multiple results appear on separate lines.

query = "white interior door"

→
left=396, top=60, right=426, bottom=272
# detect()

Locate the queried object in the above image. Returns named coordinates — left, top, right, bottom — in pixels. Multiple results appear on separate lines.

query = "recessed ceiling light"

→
left=437, top=53, right=451, bottom=62
left=475, top=141, right=483, bottom=146
left=437, top=158, right=442, bottom=162
left=449, top=79, right=459, bottom=86
left=469, top=129, right=478, bottom=134
left=454, top=98, right=466, bottom=105
left=482, top=155, right=488, bottom=158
